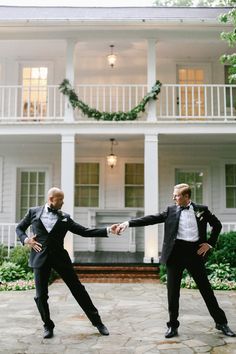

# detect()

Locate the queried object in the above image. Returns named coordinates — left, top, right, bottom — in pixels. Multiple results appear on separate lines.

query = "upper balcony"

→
left=0, top=83, right=235, bottom=123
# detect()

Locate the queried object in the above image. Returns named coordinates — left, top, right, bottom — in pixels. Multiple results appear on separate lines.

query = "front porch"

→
left=73, top=252, right=159, bottom=283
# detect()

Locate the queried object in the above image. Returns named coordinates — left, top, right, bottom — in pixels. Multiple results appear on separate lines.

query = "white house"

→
left=0, top=6, right=235, bottom=262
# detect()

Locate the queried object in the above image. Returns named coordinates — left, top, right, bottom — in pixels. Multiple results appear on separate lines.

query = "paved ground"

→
left=0, top=282, right=235, bottom=354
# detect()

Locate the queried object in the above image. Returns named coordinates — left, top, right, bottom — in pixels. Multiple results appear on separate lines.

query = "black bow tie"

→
left=180, top=205, right=190, bottom=211
left=47, top=207, right=59, bottom=214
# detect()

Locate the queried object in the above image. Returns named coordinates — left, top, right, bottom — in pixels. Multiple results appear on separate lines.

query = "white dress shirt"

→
left=176, top=204, right=199, bottom=242
left=41, top=204, right=59, bottom=233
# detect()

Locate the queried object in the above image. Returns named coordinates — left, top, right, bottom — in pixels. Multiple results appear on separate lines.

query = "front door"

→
left=177, top=66, right=206, bottom=118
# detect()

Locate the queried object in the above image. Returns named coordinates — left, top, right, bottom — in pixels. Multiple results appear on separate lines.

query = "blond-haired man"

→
left=117, top=183, right=235, bottom=338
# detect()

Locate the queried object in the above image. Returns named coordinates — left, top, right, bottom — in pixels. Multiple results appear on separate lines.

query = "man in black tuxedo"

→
left=117, top=183, right=235, bottom=338
left=16, top=187, right=117, bottom=339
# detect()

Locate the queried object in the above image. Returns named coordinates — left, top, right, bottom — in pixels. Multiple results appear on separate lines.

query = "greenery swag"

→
left=59, top=79, right=162, bottom=121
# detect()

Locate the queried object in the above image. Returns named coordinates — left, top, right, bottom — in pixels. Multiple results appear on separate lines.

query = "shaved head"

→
left=47, top=187, right=63, bottom=198
left=47, top=187, right=64, bottom=210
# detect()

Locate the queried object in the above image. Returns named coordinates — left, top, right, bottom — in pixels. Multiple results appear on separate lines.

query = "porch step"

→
left=73, top=265, right=160, bottom=283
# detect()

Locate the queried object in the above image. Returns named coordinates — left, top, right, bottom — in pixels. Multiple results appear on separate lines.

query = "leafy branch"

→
left=219, top=7, right=236, bottom=83
left=59, top=79, right=162, bottom=121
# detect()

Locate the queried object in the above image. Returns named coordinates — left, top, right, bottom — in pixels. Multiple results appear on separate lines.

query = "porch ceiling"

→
left=0, top=36, right=232, bottom=63
left=0, top=134, right=235, bottom=145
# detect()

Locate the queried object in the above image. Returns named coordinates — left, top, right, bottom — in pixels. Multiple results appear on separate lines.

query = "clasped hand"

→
left=110, top=222, right=128, bottom=236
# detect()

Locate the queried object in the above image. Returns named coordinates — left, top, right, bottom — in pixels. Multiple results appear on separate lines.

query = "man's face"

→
left=49, top=192, right=64, bottom=210
left=173, top=189, right=189, bottom=207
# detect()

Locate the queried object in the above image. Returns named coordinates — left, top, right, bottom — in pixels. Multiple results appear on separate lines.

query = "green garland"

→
left=59, top=79, right=162, bottom=121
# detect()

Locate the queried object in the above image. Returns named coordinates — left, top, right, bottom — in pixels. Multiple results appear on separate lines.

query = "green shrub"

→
left=0, top=244, right=8, bottom=265
left=159, top=264, right=167, bottom=283
left=207, top=231, right=236, bottom=268
left=9, top=245, right=31, bottom=273
left=0, top=261, right=27, bottom=282
left=180, top=263, right=236, bottom=291
left=207, top=263, right=236, bottom=282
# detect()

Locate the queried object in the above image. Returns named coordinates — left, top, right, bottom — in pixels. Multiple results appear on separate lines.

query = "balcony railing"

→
left=158, top=84, right=236, bottom=121
left=0, top=84, right=235, bottom=122
left=0, top=85, right=65, bottom=121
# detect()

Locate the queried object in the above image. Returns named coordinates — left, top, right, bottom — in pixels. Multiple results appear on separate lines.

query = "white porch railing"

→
left=74, top=84, right=148, bottom=121
left=0, top=222, right=235, bottom=258
left=221, top=222, right=236, bottom=233
left=158, top=84, right=236, bottom=121
left=0, top=223, right=19, bottom=257
left=0, top=85, right=65, bottom=121
left=0, top=84, right=235, bottom=122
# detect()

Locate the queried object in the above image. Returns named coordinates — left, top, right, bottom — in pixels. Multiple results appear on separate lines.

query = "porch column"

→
left=143, top=134, right=159, bottom=263
left=64, top=39, right=76, bottom=122
left=147, top=39, right=157, bottom=121
left=61, top=133, right=75, bottom=261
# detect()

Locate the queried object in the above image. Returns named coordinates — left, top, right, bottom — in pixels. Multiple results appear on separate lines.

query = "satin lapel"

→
left=175, top=205, right=181, bottom=220
left=35, top=206, right=49, bottom=234
left=192, top=202, right=201, bottom=232
left=35, top=206, right=44, bottom=220
left=173, top=205, right=181, bottom=234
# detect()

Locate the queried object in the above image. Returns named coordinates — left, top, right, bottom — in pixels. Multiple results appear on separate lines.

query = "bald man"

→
left=16, top=187, right=117, bottom=339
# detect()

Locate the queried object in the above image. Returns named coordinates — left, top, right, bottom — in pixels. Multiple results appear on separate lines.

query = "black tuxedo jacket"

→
left=16, top=206, right=108, bottom=268
left=129, top=203, right=222, bottom=264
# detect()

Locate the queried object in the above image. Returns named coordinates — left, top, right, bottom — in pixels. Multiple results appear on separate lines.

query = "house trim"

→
left=221, top=159, right=236, bottom=215
left=0, top=157, right=3, bottom=212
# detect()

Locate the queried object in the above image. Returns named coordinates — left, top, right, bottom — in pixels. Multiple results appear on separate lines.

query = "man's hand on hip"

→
left=197, top=243, right=211, bottom=257
left=24, top=235, right=42, bottom=252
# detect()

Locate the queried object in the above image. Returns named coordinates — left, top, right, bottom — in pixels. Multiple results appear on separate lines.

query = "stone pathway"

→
left=0, top=282, right=235, bottom=353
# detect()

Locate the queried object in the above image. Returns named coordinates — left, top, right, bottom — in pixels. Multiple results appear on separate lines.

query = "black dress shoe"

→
left=43, top=327, right=54, bottom=339
left=216, top=323, right=236, bottom=337
left=165, top=327, right=178, bottom=338
left=96, top=323, right=109, bottom=335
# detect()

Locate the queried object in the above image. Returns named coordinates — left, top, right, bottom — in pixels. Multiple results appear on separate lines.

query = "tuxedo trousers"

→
left=166, top=239, right=227, bottom=328
left=33, top=259, right=102, bottom=329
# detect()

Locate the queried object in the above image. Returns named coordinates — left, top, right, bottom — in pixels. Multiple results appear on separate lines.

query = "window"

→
left=175, top=169, right=203, bottom=204
left=125, top=163, right=144, bottom=207
left=22, top=67, right=48, bottom=118
left=19, top=171, right=46, bottom=219
left=75, top=163, right=99, bottom=207
left=225, top=164, right=236, bottom=208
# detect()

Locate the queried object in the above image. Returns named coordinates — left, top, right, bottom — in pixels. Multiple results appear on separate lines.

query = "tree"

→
left=219, top=6, right=236, bottom=82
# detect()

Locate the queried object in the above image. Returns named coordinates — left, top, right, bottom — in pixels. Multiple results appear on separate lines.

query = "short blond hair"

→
left=174, top=183, right=191, bottom=198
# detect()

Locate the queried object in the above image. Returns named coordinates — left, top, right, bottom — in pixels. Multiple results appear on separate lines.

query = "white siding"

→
left=0, top=140, right=60, bottom=223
